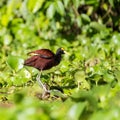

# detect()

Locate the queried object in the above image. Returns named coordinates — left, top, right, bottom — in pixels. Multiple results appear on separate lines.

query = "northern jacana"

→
left=24, top=48, right=66, bottom=92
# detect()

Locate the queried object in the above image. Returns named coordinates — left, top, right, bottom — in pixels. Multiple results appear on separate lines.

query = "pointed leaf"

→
left=67, top=102, right=87, bottom=120
left=46, top=3, right=55, bottom=19
left=55, top=1, right=65, bottom=16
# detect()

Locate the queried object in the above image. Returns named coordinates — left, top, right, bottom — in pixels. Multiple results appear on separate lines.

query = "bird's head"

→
left=56, top=48, right=67, bottom=55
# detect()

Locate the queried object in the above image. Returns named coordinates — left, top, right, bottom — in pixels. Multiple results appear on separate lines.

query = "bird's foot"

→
left=42, top=90, right=50, bottom=99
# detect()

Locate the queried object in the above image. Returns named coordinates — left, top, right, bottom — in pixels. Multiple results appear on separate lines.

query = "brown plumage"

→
left=24, top=48, right=65, bottom=70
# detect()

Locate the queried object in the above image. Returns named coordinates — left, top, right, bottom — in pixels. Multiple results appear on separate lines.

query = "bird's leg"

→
left=36, top=70, right=51, bottom=94
left=36, top=70, right=48, bottom=92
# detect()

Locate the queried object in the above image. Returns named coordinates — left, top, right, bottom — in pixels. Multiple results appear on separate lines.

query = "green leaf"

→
left=1, top=14, right=9, bottom=26
left=55, top=0, right=65, bottom=16
left=103, top=72, right=114, bottom=83
left=76, top=16, right=82, bottom=27
left=90, top=107, right=120, bottom=120
left=27, top=0, right=45, bottom=13
left=81, top=14, right=91, bottom=22
left=3, top=34, right=12, bottom=45
left=7, top=55, right=24, bottom=72
left=71, top=90, right=98, bottom=109
left=108, top=0, right=114, bottom=7
left=92, top=85, right=112, bottom=108
left=85, top=0, right=99, bottom=5
left=114, top=70, right=120, bottom=82
left=51, top=90, right=67, bottom=99
left=63, top=0, right=70, bottom=7
left=74, top=71, right=85, bottom=81
left=72, top=0, right=80, bottom=8
left=90, top=22, right=106, bottom=31
left=46, top=3, right=55, bottom=19
left=67, top=102, right=87, bottom=120
left=33, top=0, right=45, bottom=13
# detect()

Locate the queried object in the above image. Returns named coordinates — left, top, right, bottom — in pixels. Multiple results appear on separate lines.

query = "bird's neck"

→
left=55, top=53, right=62, bottom=64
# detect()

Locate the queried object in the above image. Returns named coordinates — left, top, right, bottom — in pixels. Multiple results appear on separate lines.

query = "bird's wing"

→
left=27, top=49, right=55, bottom=59
left=24, top=56, right=38, bottom=66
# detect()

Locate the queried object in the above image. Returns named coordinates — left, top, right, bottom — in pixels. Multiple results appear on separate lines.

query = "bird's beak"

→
left=63, top=50, right=69, bottom=55
left=61, top=48, right=69, bottom=55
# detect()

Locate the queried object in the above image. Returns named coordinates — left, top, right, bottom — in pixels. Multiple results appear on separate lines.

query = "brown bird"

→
left=24, top=48, right=66, bottom=92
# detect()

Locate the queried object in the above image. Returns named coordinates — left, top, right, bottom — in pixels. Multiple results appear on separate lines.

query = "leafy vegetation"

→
left=0, top=0, right=120, bottom=120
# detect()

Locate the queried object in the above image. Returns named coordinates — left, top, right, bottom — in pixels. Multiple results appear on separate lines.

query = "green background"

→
left=0, top=0, right=120, bottom=120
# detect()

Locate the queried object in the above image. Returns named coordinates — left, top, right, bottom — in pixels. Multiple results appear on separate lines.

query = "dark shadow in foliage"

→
left=14, top=92, right=24, bottom=104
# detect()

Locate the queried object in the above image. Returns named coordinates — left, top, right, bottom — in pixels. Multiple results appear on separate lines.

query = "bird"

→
left=24, top=47, right=66, bottom=92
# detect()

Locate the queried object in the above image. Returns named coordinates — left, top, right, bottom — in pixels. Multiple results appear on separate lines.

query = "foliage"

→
left=0, top=0, right=120, bottom=120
